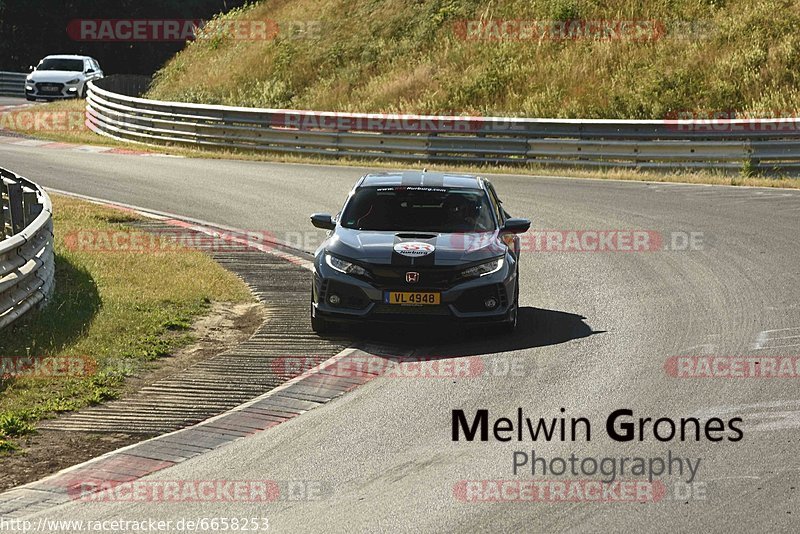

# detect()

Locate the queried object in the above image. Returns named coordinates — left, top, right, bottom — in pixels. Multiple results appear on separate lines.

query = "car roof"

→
left=42, top=55, right=93, bottom=60
left=358, top=171, right=484, bottom=189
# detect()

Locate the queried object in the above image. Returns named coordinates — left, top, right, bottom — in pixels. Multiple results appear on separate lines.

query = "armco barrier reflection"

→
left=86, top=75, right=800, bottom=171
left=0, top=72, right=26, bottom=97
left=0, top=167, right=54, bottom=330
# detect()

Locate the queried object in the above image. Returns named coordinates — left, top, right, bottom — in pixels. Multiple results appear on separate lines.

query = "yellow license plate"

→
left=384, top=291, right=441, bottom=305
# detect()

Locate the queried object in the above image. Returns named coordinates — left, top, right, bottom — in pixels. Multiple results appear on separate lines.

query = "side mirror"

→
left=500, top=218, right=531, bottom=234
left=310, top=213, right=335, bottom=230
left=86, top=68, right=95, bottom=74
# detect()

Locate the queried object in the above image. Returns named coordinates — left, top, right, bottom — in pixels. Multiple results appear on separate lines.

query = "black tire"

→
left=80, top=85, right=88, bottom=99
left=25, top=96, right=36, bottom=102
left=310, top=298, right=331, bottom=334
left=311, top=311, right=330, bottom=334
left=499, top=271, right=520, bottom=334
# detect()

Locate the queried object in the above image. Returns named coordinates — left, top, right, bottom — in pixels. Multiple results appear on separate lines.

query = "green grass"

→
left=146, top=0, right=800, bottom=119
left=0, top=195, right=253, bottom=451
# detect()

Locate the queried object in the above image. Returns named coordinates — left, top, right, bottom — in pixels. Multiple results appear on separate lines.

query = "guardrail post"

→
left=22, top=187, right=41, bottom=226
left=6, top=180, right=24, bottom=235
left=0, top=167, right=54, bottom=330
left=429, top=132, right=438, bottom=162
left=0, top=168, right=55, bottom=331
left=1, top=179, right=8, bottom=239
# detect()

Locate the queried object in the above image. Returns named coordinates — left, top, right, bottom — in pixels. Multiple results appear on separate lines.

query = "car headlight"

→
left=65, top=78, right=80, bottom=84
left=325, top=253, right=369, bottom=277
left=460, top=257, right=504, bottom=279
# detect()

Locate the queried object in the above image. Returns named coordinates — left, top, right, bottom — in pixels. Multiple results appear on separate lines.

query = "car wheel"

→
left=311, top=310, right=330, bottom=334
left=310, top=298, right=331, bottom=334
left=499, top=270, right=520, bottom=334
left=80, top=85, right=88, bottom=99
left=25, top=96, right=36, bottom=102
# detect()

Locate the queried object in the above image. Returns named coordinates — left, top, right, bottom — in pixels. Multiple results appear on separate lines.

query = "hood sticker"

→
left=393, top=241, right=436, bottom=258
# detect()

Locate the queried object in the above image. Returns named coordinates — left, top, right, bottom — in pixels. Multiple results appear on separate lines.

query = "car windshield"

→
left=38, top=58, right=83, bottom=71
left=341, top=186, right=496, bottom=232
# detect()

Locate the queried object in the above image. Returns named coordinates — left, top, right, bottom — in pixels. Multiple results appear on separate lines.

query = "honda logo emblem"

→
left=406, top=272, right=420, bottom=284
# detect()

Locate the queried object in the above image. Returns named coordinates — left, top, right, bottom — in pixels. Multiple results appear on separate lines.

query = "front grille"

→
left=369, top=266, right=460, bottom=290
left=35, top=82, right=64, bottom=94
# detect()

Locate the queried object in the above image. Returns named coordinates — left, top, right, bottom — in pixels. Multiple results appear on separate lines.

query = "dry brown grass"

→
left=147, top=0, right=800, bottom=119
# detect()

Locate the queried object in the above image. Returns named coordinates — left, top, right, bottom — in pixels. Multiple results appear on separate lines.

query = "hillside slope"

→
left=147, top=0, right=800, bottom=119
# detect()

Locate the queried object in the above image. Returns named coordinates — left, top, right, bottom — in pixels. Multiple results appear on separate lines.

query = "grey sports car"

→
left=309, top=171, right=530, bottom=334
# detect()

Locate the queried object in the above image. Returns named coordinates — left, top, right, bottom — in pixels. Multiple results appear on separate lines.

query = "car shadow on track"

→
left=349, top=307, right=604, bottom=357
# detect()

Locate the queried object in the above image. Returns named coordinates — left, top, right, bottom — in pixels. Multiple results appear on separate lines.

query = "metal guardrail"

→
left=86, top=76, right=800, bottom=171
left=0, top=71, right=26, bottom=97
left=0, top=168, right=54, bottom=330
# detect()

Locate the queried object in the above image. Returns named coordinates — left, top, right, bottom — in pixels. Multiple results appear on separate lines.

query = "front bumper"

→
left=25, top=82, right=80, bottom=99
left=312, top=255, right=517, bottom=325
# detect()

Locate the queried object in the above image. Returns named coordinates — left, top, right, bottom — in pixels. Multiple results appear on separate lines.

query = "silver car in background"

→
left=25, top=55, right=103, bottom=101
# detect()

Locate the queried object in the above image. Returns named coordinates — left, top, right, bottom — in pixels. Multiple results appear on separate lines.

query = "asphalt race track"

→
left=2, top=131, right=800, bottom=531
left=0, top=97, right=27, bottom=106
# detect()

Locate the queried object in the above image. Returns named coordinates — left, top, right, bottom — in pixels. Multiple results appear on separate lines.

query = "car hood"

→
left=325, top=228, right=506, bottom=267
left=28, top=71, right=82, bottom=83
